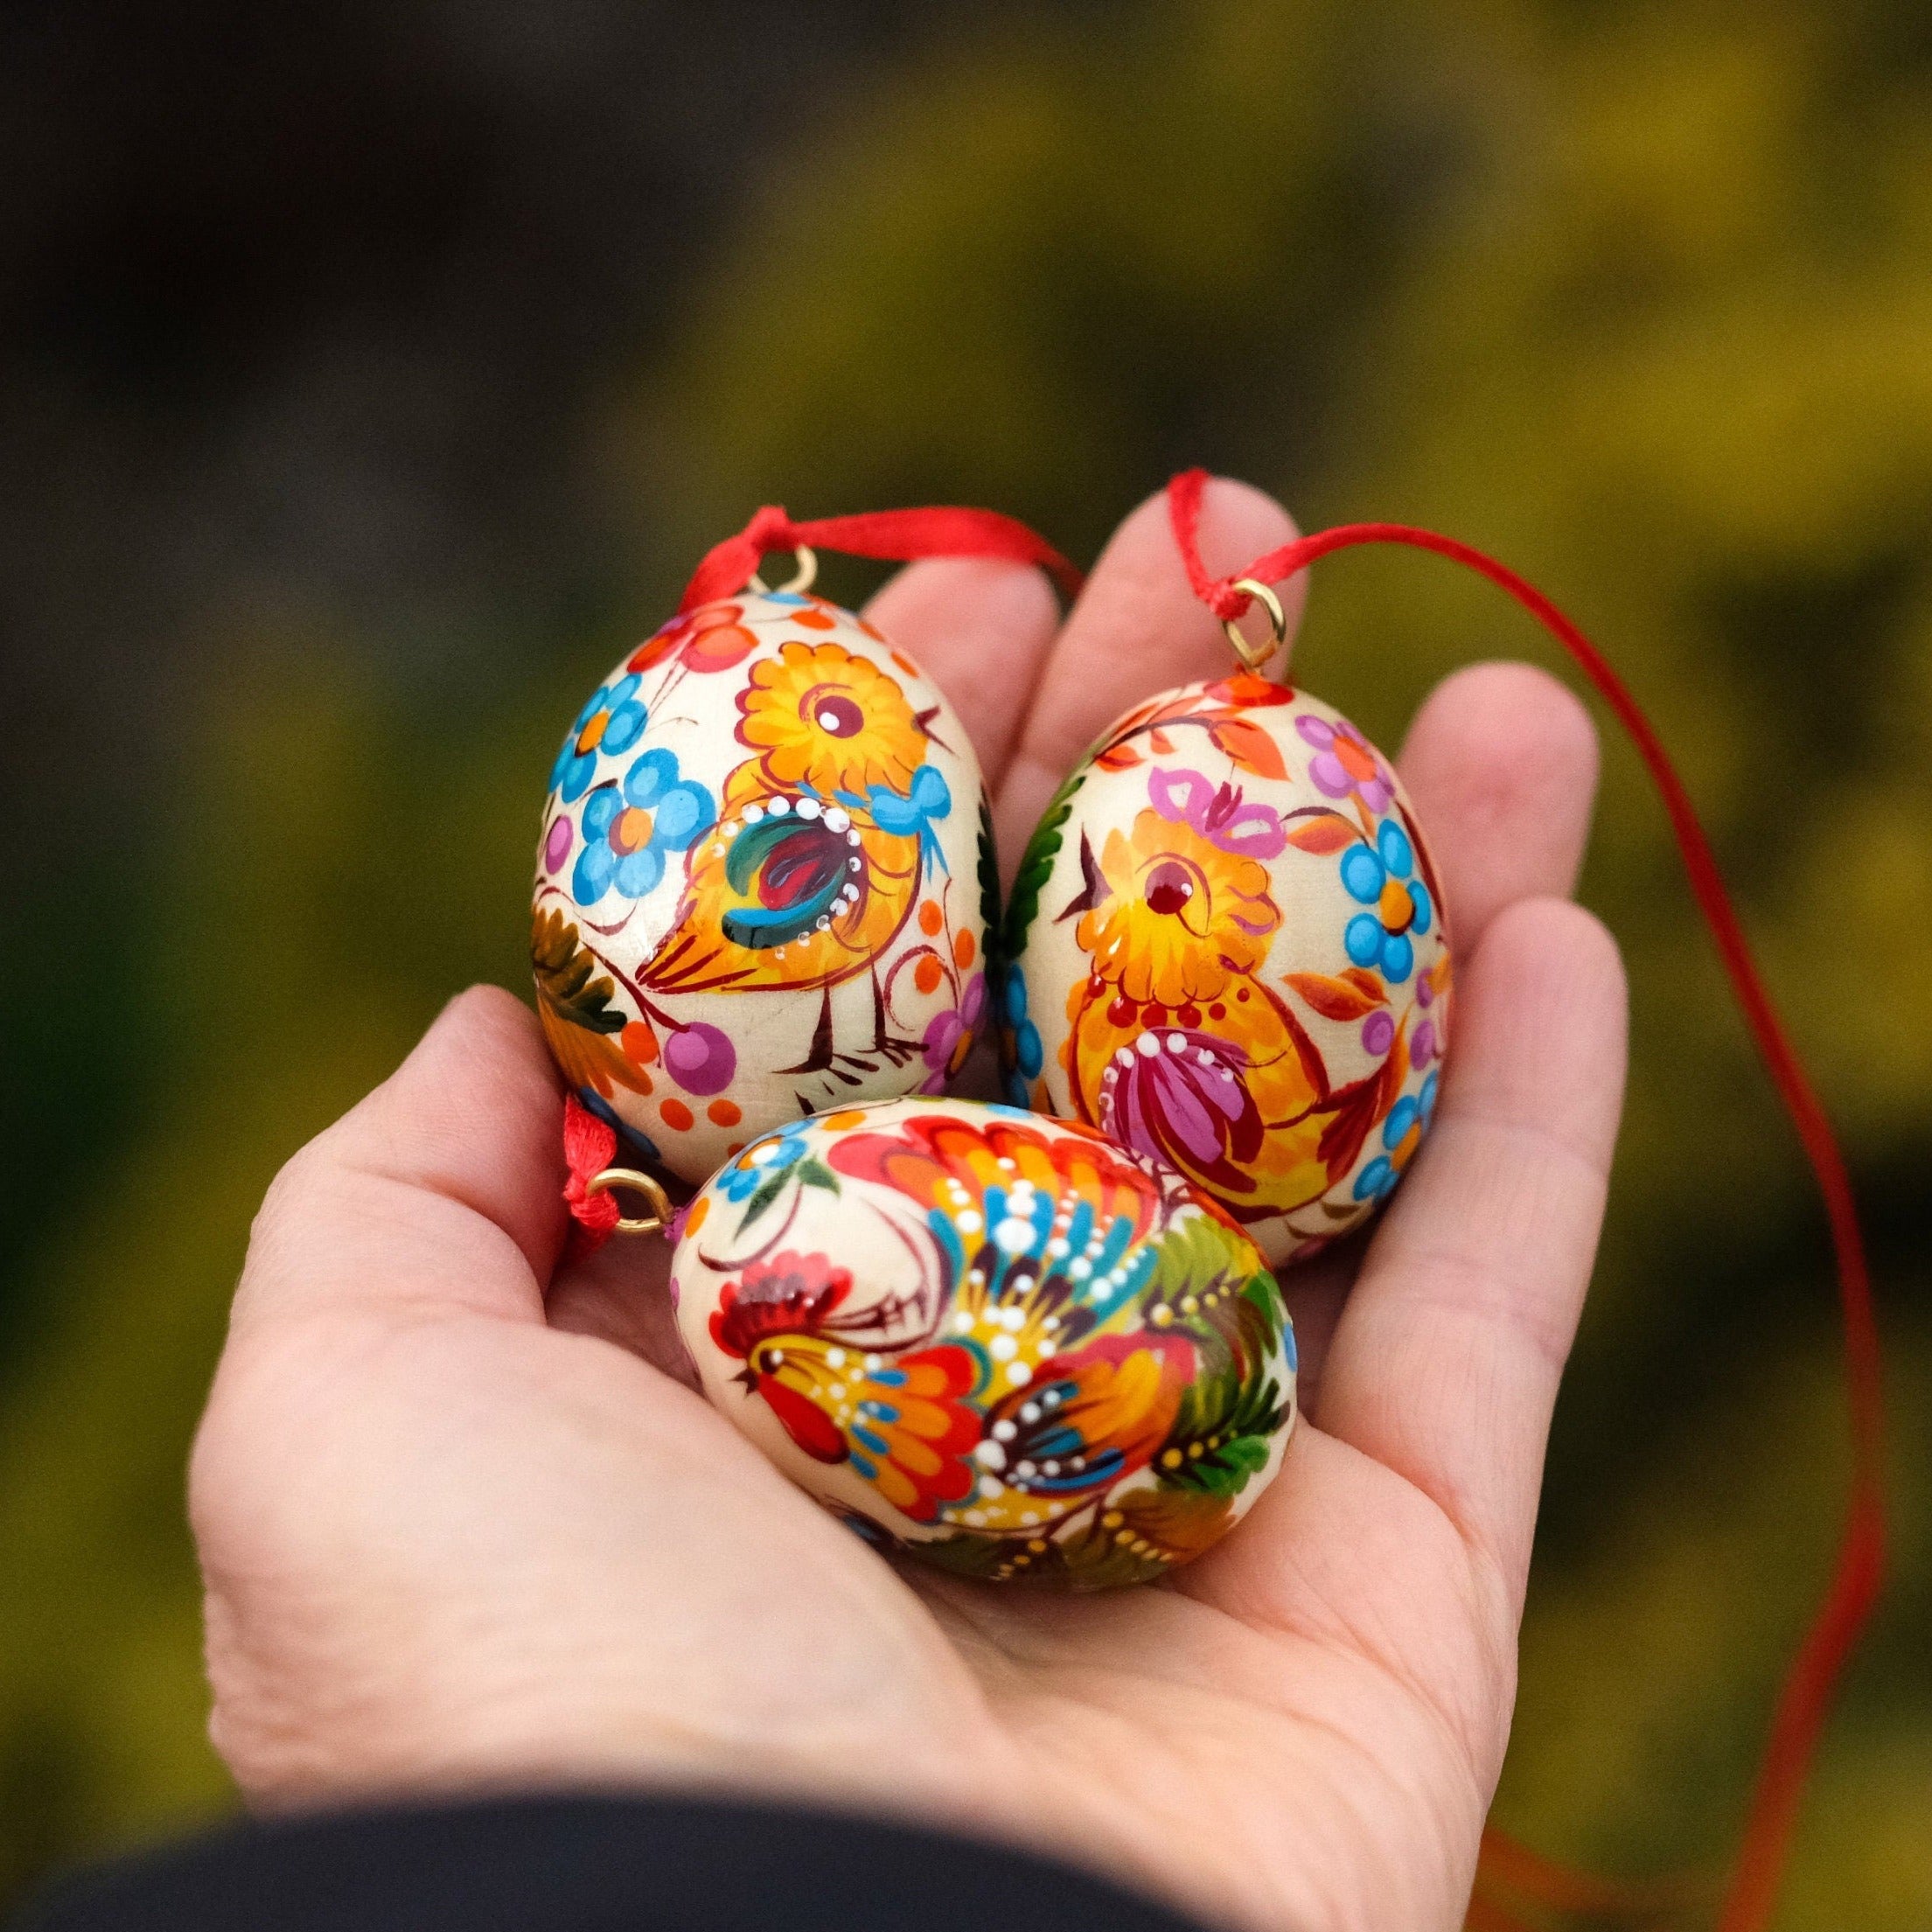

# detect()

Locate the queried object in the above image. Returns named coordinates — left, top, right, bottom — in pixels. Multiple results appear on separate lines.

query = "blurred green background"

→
left=2, top=0, right=1928, bottom=1922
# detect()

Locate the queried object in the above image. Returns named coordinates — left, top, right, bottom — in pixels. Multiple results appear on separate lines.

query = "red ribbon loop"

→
left=1166, top=467, right=1886, bottom=1932
left=1168, top=466, right=1260, bottom=623
left=679, top=502, right=1085, bottom=612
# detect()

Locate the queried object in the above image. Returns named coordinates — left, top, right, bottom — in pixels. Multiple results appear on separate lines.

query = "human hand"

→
left=190, top=480, right=1624, bottom=1932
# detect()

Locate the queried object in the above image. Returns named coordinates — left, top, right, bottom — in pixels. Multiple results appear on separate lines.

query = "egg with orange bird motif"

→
left=666, top=1098, right=1296, bottom=1587
left=1003, top=673, right=1451, bottom=1266
left=533, top=589, right=994, bottom=1186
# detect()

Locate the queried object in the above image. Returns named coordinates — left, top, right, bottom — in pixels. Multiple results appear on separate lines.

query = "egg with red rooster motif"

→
left=666, top=1097, right=1296, bottom=1587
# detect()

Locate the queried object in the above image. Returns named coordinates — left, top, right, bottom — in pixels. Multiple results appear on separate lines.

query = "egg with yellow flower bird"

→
left=666, top=1097, right=1296, bottom=1587
left=1002, top=673, right=1451, bottom=1266
left=533, top=590, right=993, bottom=1187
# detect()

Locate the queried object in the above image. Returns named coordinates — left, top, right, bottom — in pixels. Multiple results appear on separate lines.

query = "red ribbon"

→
left=561, top=1092, right=620, bottom=1252
left=1168, top=467, right=1886, bottom=1932
left=679, top=502, right=1085, bottom=613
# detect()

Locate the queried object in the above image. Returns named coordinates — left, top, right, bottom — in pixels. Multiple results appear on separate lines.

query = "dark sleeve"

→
left=12, top=1794, right=1215, bottom=1932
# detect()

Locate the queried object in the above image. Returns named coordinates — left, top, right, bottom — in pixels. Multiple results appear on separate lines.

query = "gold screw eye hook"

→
left=1222, top=577, right=1287, bottom=673
left=749, top=545, right=820, bottom=597
left=584, top=1167, right=675, bottom=1238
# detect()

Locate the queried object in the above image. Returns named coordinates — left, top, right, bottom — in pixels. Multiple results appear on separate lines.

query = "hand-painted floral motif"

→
left=640, top=644, right=957, bottom=1001
left=1001, top=962, right=1044, bottom=1105
left=672, top=1099, right=1296, bottom=1587
left=1297, top=712, right=1395, bottom=814
left=714, top=1112, right=833, bottom=1207
left=1008, top=680, right=1450, bottom=1265
left=626, top=600, right=758, bottom=678
left=1071, top=769, right=1284, bottom=1009
left=740, top=639, right=927, bottom=798
left=534, top=593, right=987, bottom=1184
left=530, top=904, right=657, bottom=1126
left=1337, top=818, right=1433, bottom=985
left=1354, top=1070, right=1440, bottom=1202
left=571, top=749, right=716, bottom=904
left=552, top=674, right=647, bottom=803
left=920, top=970, right=987, bottom=1092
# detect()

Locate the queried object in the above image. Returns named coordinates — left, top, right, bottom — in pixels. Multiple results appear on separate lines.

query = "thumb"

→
left=230, top=986, right=568, bottom=1340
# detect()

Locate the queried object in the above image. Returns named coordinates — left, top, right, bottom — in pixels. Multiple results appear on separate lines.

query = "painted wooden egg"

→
left=532, top=590, right=993, bottom=1186
left=1002, top=672, right=1450, bottom=1266
left=668, top=1097, right=1296, bottom=1587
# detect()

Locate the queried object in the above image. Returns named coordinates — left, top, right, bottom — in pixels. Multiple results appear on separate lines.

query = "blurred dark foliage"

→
left=0, top=0, right=969, bottom=1888
left=1, top=1, right=1928, bottom=1923
left=0, top=0, right=993, bottom=1342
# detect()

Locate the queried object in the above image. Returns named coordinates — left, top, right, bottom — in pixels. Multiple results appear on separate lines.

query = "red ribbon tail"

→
left=561, top=1092, right=620, bottom=1257
left=1163, top=471, right=1887, bottom=1932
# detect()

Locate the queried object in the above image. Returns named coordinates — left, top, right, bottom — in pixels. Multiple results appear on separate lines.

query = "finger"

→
left=1314, top=897, right=1628, bottom=1603
left=232, top=986, right=568, bottom=1336
left=864, top=557, right=1062, bottom=791
left=1396, top=661, right=1600, bottom=952
left=1277, top=663, right=1601, bottom=1406
left=1272, top=1237, right=1363, bottom=1421
left=546, top=1236, right=700, bottom=1390
left=994, top=478, right=1305, bottom=882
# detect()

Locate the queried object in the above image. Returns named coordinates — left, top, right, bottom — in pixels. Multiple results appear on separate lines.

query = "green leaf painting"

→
left=531, top=906, right=628, bottom=1036
left=974, top=798, right=1001, bottom=971
left=1001, top=765, right=1085, bottom=959
left=736, top=1154, right=840, bottom=1234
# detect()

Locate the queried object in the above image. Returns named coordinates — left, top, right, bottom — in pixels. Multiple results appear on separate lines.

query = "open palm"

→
left=192, top=480, right=1624, bottom=1932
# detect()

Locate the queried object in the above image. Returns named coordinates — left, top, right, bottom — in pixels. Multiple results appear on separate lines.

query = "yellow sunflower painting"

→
left=1075, top=806, right=1280, bottom=1009
left=738, top=640, right=926, bottom=799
